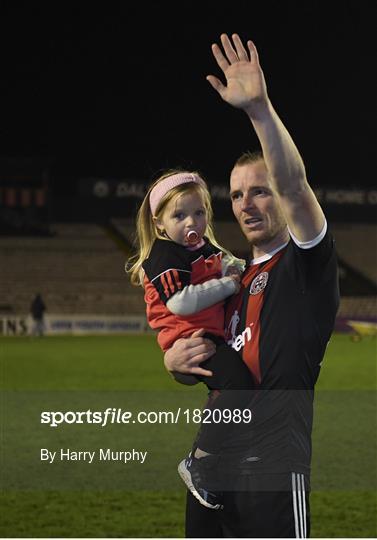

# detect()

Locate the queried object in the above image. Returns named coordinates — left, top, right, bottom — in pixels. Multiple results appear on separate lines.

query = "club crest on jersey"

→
left=249, top=272, right=269, bottom=295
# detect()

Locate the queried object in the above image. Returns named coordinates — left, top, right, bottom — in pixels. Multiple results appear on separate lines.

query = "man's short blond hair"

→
left=233, top=150, right=264, bottom=168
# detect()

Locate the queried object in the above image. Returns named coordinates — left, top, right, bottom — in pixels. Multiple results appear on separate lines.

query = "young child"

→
left=127, top=170, right=254, bottom=510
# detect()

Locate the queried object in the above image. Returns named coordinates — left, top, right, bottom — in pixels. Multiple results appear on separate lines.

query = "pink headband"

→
left=149, top=172, right=206, bottom=216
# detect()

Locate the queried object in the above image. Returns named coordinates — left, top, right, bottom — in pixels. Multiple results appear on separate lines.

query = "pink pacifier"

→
left=186, top=230, right=199, bottom=245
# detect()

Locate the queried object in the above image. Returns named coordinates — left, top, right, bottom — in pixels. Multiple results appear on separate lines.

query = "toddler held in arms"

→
left=127, top=171, right=254, bottom=510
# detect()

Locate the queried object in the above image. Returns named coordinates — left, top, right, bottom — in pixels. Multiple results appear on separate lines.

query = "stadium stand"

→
left=0, top=223, right=144, bottom=316
left=0, top=220, right=375, bottom=323
left=331, top=223, right=377, bottom=285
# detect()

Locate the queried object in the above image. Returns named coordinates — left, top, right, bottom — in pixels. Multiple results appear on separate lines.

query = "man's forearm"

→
left=246, top=99, right=307, bottom=193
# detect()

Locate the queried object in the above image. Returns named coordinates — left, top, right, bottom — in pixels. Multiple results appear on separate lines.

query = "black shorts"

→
left=185, top=472, right=310, bottom=538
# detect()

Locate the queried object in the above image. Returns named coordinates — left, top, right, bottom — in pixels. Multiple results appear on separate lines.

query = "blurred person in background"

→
left=30, top=293, right=46, bottom=337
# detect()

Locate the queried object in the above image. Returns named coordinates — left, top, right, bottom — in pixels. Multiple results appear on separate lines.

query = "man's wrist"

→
left=244, top=96, right=271, bottom=121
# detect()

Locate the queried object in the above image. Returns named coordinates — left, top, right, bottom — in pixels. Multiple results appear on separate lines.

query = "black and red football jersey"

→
left=221, top=228, right=339, bottom=473
left=142, top=238, right=226, bottom=351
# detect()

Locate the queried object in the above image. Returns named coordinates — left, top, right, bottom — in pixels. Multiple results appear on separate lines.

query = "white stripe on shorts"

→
left=291, top=472, right=307, bottom=538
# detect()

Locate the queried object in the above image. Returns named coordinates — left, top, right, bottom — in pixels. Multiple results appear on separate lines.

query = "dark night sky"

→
left=0, top=1, right=375, bottom=189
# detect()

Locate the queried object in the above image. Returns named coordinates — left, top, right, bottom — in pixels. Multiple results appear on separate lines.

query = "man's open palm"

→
left=207, top=33, right=268, bottom=110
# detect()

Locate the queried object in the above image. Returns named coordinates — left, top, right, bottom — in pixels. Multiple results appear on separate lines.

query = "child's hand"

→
left=225, top=265, right=242, bottom=278
left=229, top=273, right=241, bottom=293
left=221, top=255, right=246, bottom=277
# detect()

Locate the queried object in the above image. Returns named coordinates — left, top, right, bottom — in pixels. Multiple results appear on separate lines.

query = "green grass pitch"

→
left=0, top=333, right=376, bottom=537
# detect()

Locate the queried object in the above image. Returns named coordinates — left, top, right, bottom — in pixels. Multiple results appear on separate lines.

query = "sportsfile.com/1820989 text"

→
left=40, top=407, right=253, bottom=427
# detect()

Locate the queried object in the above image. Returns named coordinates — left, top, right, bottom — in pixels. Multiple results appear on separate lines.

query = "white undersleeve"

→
left=166, top=277, right=237, bottom=316
left=288, top=220, right=327, bottom=249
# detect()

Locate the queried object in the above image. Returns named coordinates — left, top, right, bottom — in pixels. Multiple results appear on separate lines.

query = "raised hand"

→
left=207, top=33, right=268, bottom=111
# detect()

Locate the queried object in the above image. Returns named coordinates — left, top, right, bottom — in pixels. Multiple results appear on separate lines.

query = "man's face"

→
left=230, top=160, right=287, bottom=247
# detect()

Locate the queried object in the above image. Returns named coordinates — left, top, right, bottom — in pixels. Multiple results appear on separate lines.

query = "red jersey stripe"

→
left=242, top=252, right=284, bottom=384
left=172, top=269, right=182, bottom=290
left=160, top=273, right=171, bottom=298
left=166, top=270, right=176, bottom=295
